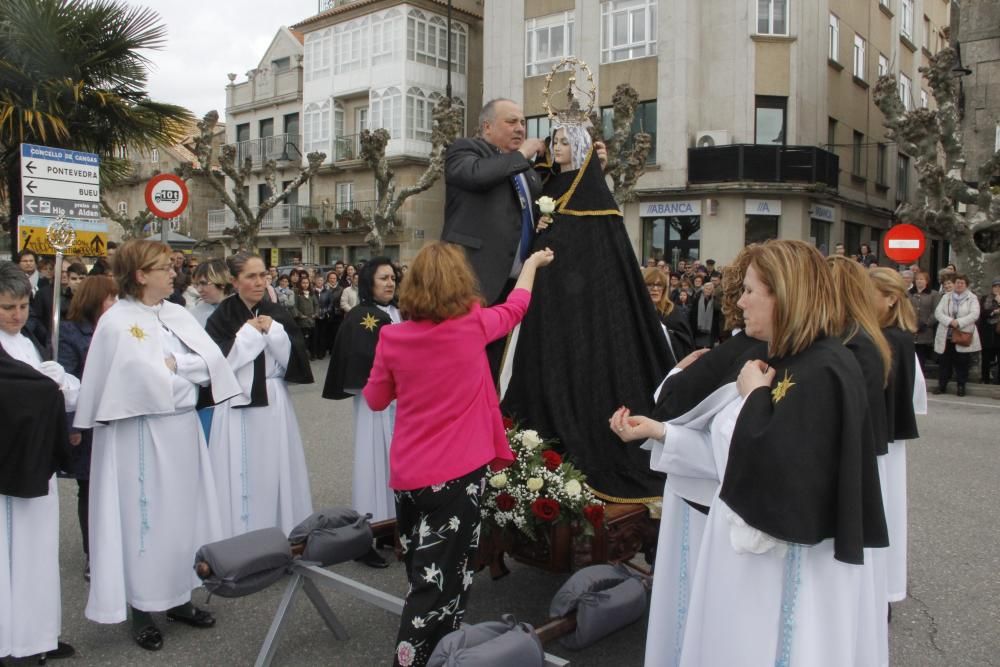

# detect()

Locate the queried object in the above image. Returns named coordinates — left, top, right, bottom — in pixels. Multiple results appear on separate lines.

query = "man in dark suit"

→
left=442, top=98, right=547, bottom=378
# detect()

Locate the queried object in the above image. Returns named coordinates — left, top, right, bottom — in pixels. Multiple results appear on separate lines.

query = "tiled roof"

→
left=292, top=0, right=482, bottom=30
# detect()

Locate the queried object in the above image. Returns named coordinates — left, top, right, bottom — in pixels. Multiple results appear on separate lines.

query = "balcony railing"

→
left=227, top=133, right=303, bottom=168
left=335, top=134, right=362, bottom=162
left=688, top=144, right=839, bottom=189
left=207, top=200, right=377, bottom=237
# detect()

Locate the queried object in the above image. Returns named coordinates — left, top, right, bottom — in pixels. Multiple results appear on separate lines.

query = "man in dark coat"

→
left=442, top=99, right=546, bottom=379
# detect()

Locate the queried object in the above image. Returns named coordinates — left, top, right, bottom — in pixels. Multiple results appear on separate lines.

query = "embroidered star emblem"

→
left=128, top=324, right=147, bottom=341
left=771, top=370, right=795, bottom=404
left=360, top=313, right=379, bottom=332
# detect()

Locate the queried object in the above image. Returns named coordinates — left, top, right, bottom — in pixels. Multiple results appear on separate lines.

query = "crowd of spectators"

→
left=643, top=250, right=1000, bottom=393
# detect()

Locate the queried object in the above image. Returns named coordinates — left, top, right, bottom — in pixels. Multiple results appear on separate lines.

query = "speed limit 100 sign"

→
left=144, top=173, right=189, bottom=219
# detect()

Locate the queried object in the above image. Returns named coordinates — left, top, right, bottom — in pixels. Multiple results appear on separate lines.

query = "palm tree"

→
left=0, top=0, right=193, bottom=250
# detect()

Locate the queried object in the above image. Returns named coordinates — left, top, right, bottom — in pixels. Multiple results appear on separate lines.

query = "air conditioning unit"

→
left=694, top=130, right=731, bottom=148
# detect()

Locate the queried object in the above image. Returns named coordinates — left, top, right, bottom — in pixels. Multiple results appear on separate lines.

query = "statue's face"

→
left=552, top=129, right=572, bottom=167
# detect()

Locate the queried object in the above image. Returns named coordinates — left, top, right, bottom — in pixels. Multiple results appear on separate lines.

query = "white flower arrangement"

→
left=482, top=420, right=605, bottom=539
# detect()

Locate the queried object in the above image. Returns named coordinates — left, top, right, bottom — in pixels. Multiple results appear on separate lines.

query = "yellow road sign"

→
left=18, top=215, right=110, bottom=256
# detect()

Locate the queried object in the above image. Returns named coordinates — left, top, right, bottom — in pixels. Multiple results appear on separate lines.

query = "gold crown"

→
left=542, top=57, right=596, bottom=126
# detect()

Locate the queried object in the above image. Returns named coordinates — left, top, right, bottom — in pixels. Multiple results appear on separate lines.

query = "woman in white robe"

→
left=74, top=240, right=242, bottom=652
left=322, top=257, right=400, bottom=568
left=612, top=240, right=888, bottom=667
left=206, top=253, right=314, bottom=537
left=0, top=262, right=79, bottom=660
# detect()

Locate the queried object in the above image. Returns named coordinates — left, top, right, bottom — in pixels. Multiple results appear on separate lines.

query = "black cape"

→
left=205, top=294, right=313, bottom=409
left=0, top=344, right=70, bottom=498
left=883, top=327, right=919, bottom=442
left=502, top=148, right=672, bottom=502
left=652, top=331, right=768, bottom=422
left=322, top=305, right=393, bottom=400
left=660, top=309, right=695, bottom=366
left=719, top=336, right=888, bottom=565
left=844, top=327, right=890, bottom=455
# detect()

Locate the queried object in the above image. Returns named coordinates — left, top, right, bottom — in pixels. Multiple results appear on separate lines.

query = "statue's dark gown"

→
left=502, top=149, right=672, bottom=502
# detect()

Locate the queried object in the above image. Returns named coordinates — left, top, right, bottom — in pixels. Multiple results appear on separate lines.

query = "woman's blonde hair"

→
left=869, top=267, right=918, bottom=333
left=113, top=239, right=172, bottom=299
left=745, top=240, right=838, bottom=359
left=721, top=247, right=753, bottom=330
left=827, top=256, right=892, bottom=385
left=399, top=242, right=483, bottom=322
left=641, top=267, right=674, bottom=317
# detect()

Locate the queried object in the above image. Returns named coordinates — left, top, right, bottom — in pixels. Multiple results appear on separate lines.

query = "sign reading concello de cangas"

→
left=144, top=173, right=189, bottom=219
left=883, top=223, right=926, bottom=263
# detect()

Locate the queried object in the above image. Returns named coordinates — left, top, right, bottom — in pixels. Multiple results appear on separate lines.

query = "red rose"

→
left=541, top=450, right=562, bottom=471
left=502, top=416, right=515, bottom=430
left=495, top=493, right=517, bottom=511
left=583, top=504, right=605, bottom=530
left=531, top=498, right=561, bottom=522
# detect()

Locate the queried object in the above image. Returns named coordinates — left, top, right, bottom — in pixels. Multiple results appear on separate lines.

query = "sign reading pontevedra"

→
left=144, top=173, right=189, bottom=219
left=20, top=143, right=101, bottom=220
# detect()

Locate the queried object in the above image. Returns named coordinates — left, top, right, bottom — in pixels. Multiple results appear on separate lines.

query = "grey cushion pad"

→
left=427, top=615, right=545, bottom=667
left=548, top=564, right=649, bottom=650
left=288, top=506, right=373, bottom=567
left=195, top=527, right=292, bottom=598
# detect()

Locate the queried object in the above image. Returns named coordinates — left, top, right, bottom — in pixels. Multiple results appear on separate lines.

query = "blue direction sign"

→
left=20, top=143, right=101, bottom=220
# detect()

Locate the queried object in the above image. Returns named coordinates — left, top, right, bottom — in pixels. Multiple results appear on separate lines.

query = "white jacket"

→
left=934, top=291, right=981, bottom=353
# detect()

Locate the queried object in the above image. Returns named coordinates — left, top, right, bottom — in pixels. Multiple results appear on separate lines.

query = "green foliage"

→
left=0, top=0, right=193, bottom=238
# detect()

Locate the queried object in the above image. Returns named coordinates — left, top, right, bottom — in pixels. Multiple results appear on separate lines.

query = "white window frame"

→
left=525, top=12, right=575, bottom=77
left=370, top=87, right=402, bottom=139
left=371, top=8, right=403, bottom=66
left=406, top=87, right=440, bottom=141
left=304, top=30, right=331, bottom=82
left=304, top=100, right=331, bottom=155
left=920, top=89, right=928, bottom=108
left=335, top=17, right=368, bottom=75
left=829, top=14, right=839, bottom=62
left=335, top=182, right=354, bottom=210
left=601, top=0, right=657, bottom=64
left=356, top=107, right=368, bottom=134
left=334, top=101, right=345, bottom=139
left=406, top=9, right=467, bottom=74
left=923, top=15, right=931, bottom=51
left=899, top=73, right=913, bottom=111
left=878, top=53, right=889, bottom=78
left=901, top=0, right=914, bottom=39
left=757, top=0, right=789, bottom=37
left=853, top=34, right=866, bottom=79
left=150, top=148, right=159, bottom=163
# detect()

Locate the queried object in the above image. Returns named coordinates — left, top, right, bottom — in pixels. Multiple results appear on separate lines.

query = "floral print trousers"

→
left=392, top=466, right=487, bottom=667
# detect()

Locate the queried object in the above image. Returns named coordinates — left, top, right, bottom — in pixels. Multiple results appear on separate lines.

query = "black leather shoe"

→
left=133, top=625, right=163, bottom=651
left=35, top=640, right=75, bottom=664
left=957, top=385, right=966, bottom=397
left=355, top=547, right=390, bottom=569
left=166, top=606, right=216, bottom=629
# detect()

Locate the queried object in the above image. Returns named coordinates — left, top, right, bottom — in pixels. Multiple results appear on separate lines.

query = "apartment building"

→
left=102, top=125, right=225, bottom=243
left=278, top=0, right=484, bottom=266
left=211, top=27, right=309, bottom=264
left=483, top=0, right=951, bottom=273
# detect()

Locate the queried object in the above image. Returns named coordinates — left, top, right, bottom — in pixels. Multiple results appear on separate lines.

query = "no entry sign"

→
left=144, top=173, right=188, bottom=219
left=883, top=224, right=926, bottom=264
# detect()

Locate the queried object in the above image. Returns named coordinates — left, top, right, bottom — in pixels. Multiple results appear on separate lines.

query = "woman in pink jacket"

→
left=364, top=241, right=553, bottom=667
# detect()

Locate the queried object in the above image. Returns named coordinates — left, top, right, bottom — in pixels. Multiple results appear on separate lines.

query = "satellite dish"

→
left=697, top=135, right=716, bottom=148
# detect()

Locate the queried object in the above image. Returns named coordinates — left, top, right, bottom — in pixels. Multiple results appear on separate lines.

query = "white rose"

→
left=564, top=479, right=582, bottom=497
left=535, top=196, right=556, bottom=215
left=521, top=429, right=542, bottom=450
left=489, top=473, right=508, bottom=489
left=526, top=477, right=544, bottom=492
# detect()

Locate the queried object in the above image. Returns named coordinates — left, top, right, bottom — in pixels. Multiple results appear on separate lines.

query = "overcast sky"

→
left=137, top=0, right=318, bottom=118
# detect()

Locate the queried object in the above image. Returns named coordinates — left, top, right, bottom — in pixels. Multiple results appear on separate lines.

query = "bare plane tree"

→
left=874, top=45, right=1000, bottom=289
left=178, top=111, right=325, bottom=252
